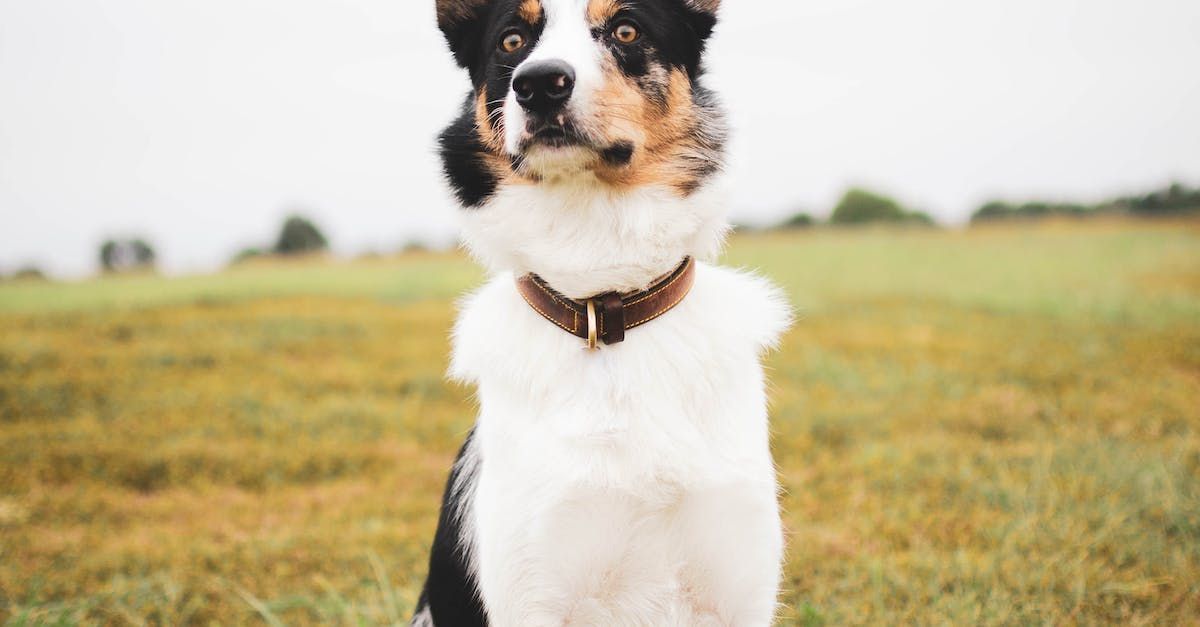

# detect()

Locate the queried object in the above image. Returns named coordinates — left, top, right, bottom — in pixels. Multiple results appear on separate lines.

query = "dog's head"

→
left=436, top=0, right=726, bottom=207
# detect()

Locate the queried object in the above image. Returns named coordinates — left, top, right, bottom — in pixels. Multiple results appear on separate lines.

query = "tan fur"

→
left=474, top=88, right=536, bottom=187
left=685, top=0, right=720, bottom=12
left=519, top=0, right=544, bottom=25
left=590, top=68, right=711, bottom=195
left=586, top=0, right=621, bottom=26
left=475, top=88, right=505, bottom=152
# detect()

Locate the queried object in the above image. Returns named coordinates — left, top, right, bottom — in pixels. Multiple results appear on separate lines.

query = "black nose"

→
left=512, top=60, right=575, bottom=115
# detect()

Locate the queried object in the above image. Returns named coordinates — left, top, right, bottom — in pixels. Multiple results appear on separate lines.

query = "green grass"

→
left=1, top=220, right=1198, bottom=624
left=0, top=253, right=483, bottom=314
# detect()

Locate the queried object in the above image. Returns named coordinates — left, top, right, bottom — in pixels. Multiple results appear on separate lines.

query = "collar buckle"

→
left=585, top=299, right=599, bottom=350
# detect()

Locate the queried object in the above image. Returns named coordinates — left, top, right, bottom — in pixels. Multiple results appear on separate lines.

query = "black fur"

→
left=412, top=429, right=486, bottom=626
left=593, top=1, right=717, bottom=80
left=601, top=141, right=635, bottom=166
left=438, top=100, right=501, bottom=208
left=437, top=0, right=544, bottom=208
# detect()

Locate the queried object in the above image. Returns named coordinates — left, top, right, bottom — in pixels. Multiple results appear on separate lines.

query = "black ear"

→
left=682, top=0, right=720, bottom=42
left=436, top=0, right=491, bottom=70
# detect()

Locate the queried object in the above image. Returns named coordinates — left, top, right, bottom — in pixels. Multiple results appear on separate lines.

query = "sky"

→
left=2, top=0, right=1198, bottom=278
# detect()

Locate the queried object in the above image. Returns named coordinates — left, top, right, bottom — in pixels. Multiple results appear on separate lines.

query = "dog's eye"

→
left=612, top=21, right=639, bottom=44
left=500, top=31, right=526, bottom=53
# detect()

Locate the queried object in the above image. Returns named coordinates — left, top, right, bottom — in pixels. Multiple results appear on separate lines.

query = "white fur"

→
left=459, top=182, right=730, bottom=298
left=451, top=256, right=789, bottom=626
left=411, top=606, right=434, bottom=627
left=450, top=176, right=790, bottom=626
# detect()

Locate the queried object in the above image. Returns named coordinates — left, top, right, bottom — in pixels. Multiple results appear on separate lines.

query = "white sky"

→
left=2, top=0, right=1199, bottom=277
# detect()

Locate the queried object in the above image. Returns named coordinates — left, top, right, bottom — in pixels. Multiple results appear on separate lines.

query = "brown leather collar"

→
left=516, top=257, right=696, bottom=349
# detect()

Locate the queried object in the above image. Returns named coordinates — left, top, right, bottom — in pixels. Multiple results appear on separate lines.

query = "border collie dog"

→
left=413, top=1, right=790, bottom=625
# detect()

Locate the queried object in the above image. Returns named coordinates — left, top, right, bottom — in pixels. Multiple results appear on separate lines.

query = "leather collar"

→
left=516, top=257, right=696, bottom=349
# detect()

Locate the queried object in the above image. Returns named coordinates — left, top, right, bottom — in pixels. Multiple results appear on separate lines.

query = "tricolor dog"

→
left=413, top=1, right=790, bottom=625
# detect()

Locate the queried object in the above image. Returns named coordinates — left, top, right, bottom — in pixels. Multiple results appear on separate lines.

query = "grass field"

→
left=2, top=221, right=1199, bottom=625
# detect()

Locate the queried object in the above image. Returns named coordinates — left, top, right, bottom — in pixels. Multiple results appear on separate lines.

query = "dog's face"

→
left=436, top=0, right=727, bottom=207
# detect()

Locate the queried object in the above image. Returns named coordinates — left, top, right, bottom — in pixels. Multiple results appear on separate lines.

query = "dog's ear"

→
left=685, top=0, right=720, bottom=13
left=437, top=0, right=491, bottom=70
left=682, top=0, right=720, bottom=42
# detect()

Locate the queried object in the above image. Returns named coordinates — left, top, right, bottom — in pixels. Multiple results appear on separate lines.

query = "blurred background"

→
left=1, top=0, right=1198, bottom=625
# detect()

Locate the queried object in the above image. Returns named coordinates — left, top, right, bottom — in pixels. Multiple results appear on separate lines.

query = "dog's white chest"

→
left=451, top=264, right=790, bottom=626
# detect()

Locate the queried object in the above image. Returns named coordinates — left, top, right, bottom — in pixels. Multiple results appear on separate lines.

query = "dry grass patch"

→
left=2, top=222, right=1198, bottom=624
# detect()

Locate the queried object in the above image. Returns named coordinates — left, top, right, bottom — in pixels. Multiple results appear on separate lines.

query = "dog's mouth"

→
left=520, top=119, right=588, bottom=152
left=508, top=107, right=638, bottom=173
left=517, top=118, right=636, bottom=170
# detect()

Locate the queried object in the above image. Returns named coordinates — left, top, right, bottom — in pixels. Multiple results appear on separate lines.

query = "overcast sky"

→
left=2, top=0, right=1198, bottom=277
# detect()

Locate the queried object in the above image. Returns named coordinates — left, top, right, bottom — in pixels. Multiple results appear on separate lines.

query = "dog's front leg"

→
left=673, top=481, right=784, bottom=627
left=475, top=486, right=682, bottom=627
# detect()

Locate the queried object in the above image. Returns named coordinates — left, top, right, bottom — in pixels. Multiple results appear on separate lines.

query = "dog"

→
left=412, top=1, right=790, bottom=625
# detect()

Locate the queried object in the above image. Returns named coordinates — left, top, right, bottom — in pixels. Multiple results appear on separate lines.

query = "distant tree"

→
left=829, top=188, right=934, bottom=226
left=903, top=210, right=937, bottom=226
left=1092, top=201, right=1128, bottom=215
left=273, top=215, right=329, bottom=256
left=99, top=238, right=157, bottom=273
left=1017, top=202, right=1050, bottom=218
left=400, top=240, right=430, bottom=254
left=1128, top=182, right=1200, bottom=215
left=1172, top=182, right=1200, bottom=209
left=972, top=201, right=1016, bottom=223
left=100, top=241, right=117, bottom=270
left=972, top=200, right=1097, bottom=224
left=1055, top=203, right=1091, bottom=217
left=12, top=266, right=47, bottom=281
left=779, top=213, right=816, bottom=229
left=130, top=239, right=156, bottom=266
left=231, top=247, right=266, bottom=265
left=830, top=189, right=907, bottom=224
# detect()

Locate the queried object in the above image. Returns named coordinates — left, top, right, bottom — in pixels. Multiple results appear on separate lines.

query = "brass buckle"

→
left=585, top=299, right=598, bottom=350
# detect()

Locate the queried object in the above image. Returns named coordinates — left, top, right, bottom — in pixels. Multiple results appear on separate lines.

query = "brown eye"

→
left=500, top=31, right=526, bottom=53
left=613, top=22, right=639, bottom=44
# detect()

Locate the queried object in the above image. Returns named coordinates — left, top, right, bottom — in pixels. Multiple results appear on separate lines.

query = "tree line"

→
left=230, top=215, right=329, bottom=264
left=775, top=182, right=1199, bottom=230
left=775, top=188, right=938, bottom=230
left=95, top=215, right=331, bottom=274
left=969, top=182, right=1200, bottom=224
left=4, top=182, right=1197, bottom=281
left=1, top=214, right=331, bottom=282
